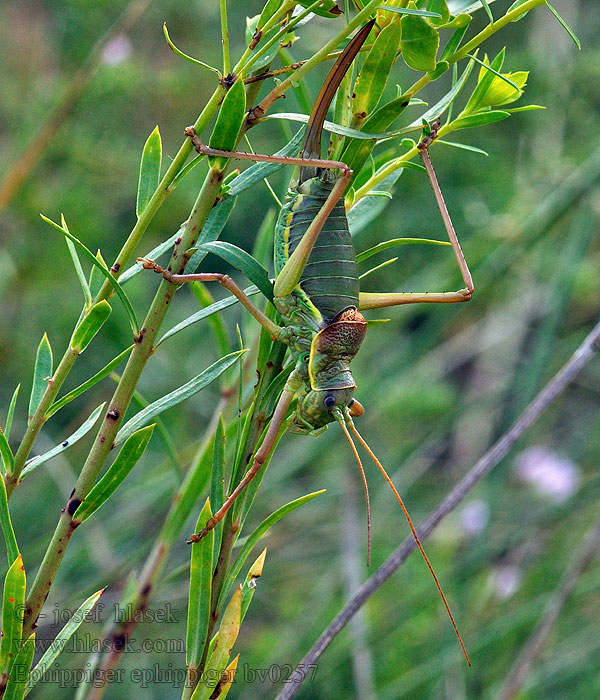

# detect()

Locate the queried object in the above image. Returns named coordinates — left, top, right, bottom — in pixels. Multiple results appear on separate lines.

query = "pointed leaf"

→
left=73, top=425, right=155, bottom=522
left=46, top=346, right=133, bottom=418
left=115, top=351, right=246, bottom=445
left=401, top=10, right=439, bottom=72
left=5, top=385, right=20, bottom=442
left=0, top=555, right=26, bottom=680
left=440, top=21, right=470, bottom=61
left=21, top=404, right=106, bottom=479
left=221, top=491, right=324, bottom=604
left=545, top=2, right=581, bottom=49
left=359, top=256, right=398, bottom=279
left=0, top=430, right=14, bottom=477
left=210, top=416, right=226, bottom=557
left=357, top=237, right=451, bottom=262
left=70, top=300, right=112, bottom=353
left=156, top=287, right=261, bottom=348
left=28, top=333, right=52, bottom=421
left=507, top=0, right=530, bottom=20
left=437, top=139, right=489, bottom=155
left=187, top=499, right=214, bottom=670
left=163, top=24, right=221, bottom=74
left=24, top=589, right=105, bottom=697
left=137, top=126, right=162, bottom=218
left=199, top=241, right=274, bottom=301
left=463, top=47, right=505, bottom=114
left=378, top=5, right=441, bottom=16
left=184, top=196, right=237, bottom=273
left=451, top=109, right=510, bottom=129
left=3, top=633, right=34, bottom=700
left=41, top=215, right=139, bottom=334
left=209, top=79, right=246, bottom=168
left=211, top=655, right=239, bottom=700
left=241, top=549, right=266, bottom=622
left=61, top=215, right=92, bottom=308
left=353, top=22, right=403, bottom=129
left=192, top=587, right=242, bottom=700
left=0, top=479, right=18, bottom=565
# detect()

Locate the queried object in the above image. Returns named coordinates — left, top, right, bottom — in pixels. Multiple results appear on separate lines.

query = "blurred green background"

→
left=1, top=1, right=600, bottom=698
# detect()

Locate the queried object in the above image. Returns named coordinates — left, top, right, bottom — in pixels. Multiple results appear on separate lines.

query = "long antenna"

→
left=336, top=413, right=372, bottom=566
left=347, top=417, right=471, bottom=666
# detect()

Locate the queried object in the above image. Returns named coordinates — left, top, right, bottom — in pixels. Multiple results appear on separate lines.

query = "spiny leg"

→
left=359, top=120, right=474, bottom=311
left=137, top=257, right=283, bottom=339
left=188, top=383, right=296, bottom=543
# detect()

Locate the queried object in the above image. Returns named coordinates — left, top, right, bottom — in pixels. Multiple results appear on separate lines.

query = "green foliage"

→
left=136, top=126, right=162, bottom=218
left=28, top=333, right=52, bottom=421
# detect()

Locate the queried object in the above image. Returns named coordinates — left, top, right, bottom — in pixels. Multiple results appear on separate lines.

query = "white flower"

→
left=515, top=446, right=580, bottom=503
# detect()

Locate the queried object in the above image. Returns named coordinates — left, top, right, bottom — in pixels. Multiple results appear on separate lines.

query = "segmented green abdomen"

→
left=275, top=175, right=359, bottom=321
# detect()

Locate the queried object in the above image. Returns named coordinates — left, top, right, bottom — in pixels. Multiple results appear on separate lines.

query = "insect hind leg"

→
left=359, top=120, right=474, bottom=310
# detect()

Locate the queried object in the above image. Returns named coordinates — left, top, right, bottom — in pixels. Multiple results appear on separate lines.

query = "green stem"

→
left=22, top=170, right=224, bottom=639
left=220, top=0, right=231, bottom=75
left=5, top=347, right=79, bottom=497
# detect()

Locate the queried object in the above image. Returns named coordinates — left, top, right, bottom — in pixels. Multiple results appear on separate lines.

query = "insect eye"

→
left=348, top=399, right=355, bottom=408
left=324, top=395, right=336, bottom=409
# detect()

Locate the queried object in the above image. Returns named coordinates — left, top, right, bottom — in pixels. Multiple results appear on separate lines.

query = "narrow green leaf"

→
left=210, top=416, right=226, bottom=557
left=187, top=499, right=214, bottom=670
left=209, top=79, right=247, bottom=168
left=378, top=5, right=441, bottom=17
left=211, top=655, right=239, bottom=700
left=401, top=10, right=440, bottom=72
left=136, top=126, right=162, bottom=218
left=357, top=237, right=450, bottom=262
left=21, top=404, right=106, bottom=479
left=478, top=0, right=493, bottom=22
left=46, top=346, right=133, bottom=418
left=504, top=104, right=545, bottom=113
left=437, top=139, right=489, bottom=155
left=451, top=109, right=510, bottom=129
left=0, top=479, right=19, bottom=565
left=199, top=241, right=274, bottom=301
left=74, top=426, right=155, bottom=522
left=88, top=249, right=108, bottom=298
left=359, top=256, right=398, bottom=279
left=61, top=215, right=92, bottom=308
left=0, top=555, right=26, bottom=679
left=440, top=22, right=470, bottom=62
left=467, top=51, right=520, bottom=91
left=163, top=24, right=221, bottom=74
left=119, top=228, right=183, bottom=285
left=352, top=22, right=403, bottom=129
left=115, top=351, right=246, bottom=445
left=184, top=196, right=237, bottom=273
left=156, top=286, right=261, bottom=348
left=221, top=491, right=325, bottom=604
left=0, top=430, right=14, bottom=477
left=193, top=587, right=242, bottom=700
left=70, top=300, right=112, bottom=353
left=24, top=589, right=105, bottom=697
left=545, top=2, right=581, bottom=49
left=297, top=0, right=343, bottom=17
left=257, top=0, right=284, bottom=29
left=226, top=128, right=306, bottom=197
left=4, top=633, right=34, bottom=700
left=462, top=48, right=505, bottom=114
left=41, top=215, right=139, bottom=334
left=4, top=385, right=19, bottom=442
left=28, top=333, right=52, bottom=421
left=240, top=549, right=267, bottom=622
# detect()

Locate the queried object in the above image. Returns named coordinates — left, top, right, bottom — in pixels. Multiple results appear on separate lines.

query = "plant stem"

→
left=5, top=347, right=79, bottom=497
left=22, top=170, right=224, bottom=639
left=275, top=315, right=600, bottom=700
left=220, top=0, right=231, bottom=75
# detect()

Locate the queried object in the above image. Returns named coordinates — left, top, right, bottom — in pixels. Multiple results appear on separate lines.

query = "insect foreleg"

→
left=187, top=379, right=299, bottom=543
left=138, top=257, right=283, bottom=340
left=358, top=121, right=475, bottom=310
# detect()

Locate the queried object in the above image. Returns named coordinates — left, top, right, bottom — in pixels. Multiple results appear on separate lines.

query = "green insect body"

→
left=273, top=175, right=367, bottom=434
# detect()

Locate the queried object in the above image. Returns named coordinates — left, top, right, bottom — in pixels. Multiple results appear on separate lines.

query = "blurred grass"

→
left=1, top=1, right=600, bottom=699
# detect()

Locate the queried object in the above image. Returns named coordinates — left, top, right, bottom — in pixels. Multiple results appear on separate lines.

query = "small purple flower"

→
left=460, top=499, right=490, bottom=536
left=515, top=446, right=580, bottom=503
left=102, top=35, right=133, bottom=66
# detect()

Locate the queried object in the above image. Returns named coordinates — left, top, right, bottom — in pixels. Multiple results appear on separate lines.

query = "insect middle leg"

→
left=359, top=121, right=474, bottom=310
